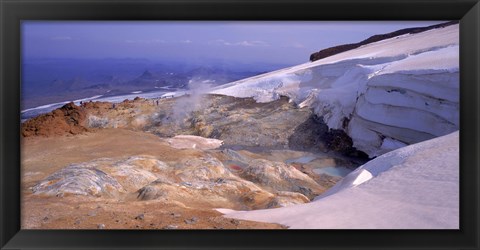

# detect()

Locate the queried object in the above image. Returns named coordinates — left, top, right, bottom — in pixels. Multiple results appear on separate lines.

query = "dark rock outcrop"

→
left=288, top=114, right=329, bottom=152
left=322, top=129, right=369, bottom=158
left=310, top=21, right=458, bottom=62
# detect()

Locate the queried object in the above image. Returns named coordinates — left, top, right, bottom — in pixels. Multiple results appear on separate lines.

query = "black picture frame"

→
left=1, top=0, right=479, bottom=249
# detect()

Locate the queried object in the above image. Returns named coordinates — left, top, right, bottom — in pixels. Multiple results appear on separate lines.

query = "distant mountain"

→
left=139, top=70, right=155, bottom=80
left=21, top=58, right=276, bottom=109
left=125, top=70, right=162, bottom=87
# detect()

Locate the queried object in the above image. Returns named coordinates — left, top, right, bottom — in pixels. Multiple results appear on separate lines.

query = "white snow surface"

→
left=218, top=131, right=459, bottom=229
left=166, top=135, right=223, bottom=150
left=211, top=24, right=459, bottom=157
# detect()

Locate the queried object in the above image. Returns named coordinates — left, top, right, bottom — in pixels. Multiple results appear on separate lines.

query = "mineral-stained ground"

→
left=21, top=94, right=367, bottom=229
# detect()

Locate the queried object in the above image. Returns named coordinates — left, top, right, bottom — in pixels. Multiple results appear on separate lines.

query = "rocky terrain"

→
left=21, top=102, right=88, bottom=137
left=220, top=131, right=459, bottom=229
left=20, top=22, right=459, bottom=230
left=21, top=95, right=366, bottom=229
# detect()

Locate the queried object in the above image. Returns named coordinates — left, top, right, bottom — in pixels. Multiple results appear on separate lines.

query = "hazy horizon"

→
left=22, top=21, right=446, bottom=65
left=21, top=20, right=450, bottom=111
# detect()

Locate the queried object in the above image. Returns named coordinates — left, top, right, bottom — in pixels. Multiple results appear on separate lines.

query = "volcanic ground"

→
left=21, top=94, right=367, bottom=229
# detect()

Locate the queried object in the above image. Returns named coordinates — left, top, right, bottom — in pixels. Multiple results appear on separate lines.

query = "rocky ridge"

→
left=21, top=102, right=88, bottom=137
left=309, top=21, right=458, bottom=61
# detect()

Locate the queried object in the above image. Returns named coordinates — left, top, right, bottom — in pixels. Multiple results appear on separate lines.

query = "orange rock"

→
left=21, top=102, right=88, bottom=137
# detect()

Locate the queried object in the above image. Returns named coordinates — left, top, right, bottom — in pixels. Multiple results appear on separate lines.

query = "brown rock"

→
left=240, top=159, right=324, bottom=199
left=21, top=102, right=88, bottom=137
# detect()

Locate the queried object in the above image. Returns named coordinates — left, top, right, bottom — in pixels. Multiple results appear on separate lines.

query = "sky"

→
left=22, top=21, right=446, bottom=65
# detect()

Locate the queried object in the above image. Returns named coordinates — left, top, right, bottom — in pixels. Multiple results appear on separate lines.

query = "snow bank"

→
left=165, top=135, right=223, bottom=150
left=218, top=131, right=459, bottom=229
left=211, top=24, right=459, bottom=157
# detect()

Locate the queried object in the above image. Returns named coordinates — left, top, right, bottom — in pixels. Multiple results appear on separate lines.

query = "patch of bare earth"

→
left=22, top=129, right=285, bottom=229
left=22, top=195, right=284, bottom=230
left=21, top=95, right=367, bottom=229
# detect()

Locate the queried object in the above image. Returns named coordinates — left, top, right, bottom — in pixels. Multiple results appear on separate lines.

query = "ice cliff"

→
left=211, top=24, right=459, bottom=157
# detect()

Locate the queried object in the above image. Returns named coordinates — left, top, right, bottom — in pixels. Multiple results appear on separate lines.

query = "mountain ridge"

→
left=309, top=20, right=458, bottom=61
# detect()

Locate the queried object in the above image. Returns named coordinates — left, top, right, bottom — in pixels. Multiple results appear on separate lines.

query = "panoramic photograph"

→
left=20, top=21, right=459, bottom=229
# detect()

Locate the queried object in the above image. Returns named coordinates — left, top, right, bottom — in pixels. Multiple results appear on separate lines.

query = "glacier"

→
left=211, top=24, right=459, bottom=157
left=218, top=130, right=459, bottom=229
